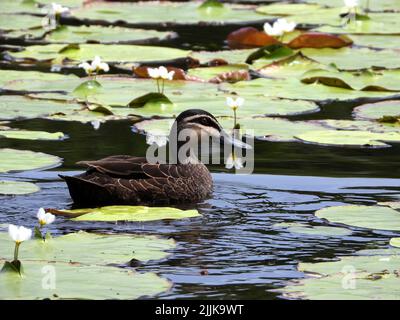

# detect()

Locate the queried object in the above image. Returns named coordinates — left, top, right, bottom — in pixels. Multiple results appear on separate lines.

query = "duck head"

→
left=168, top=109, right=251, bottom=164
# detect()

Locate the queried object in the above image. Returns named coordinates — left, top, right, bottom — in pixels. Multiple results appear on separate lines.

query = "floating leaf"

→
left=280, top=249, right=400, bottom=300
left=347, top=35, right=400, bottom=50
left=43, top=25, right=174, bottom=45
left=187, top=64, right=249, bottom=82
left=301, top=69, right=400, bottom=92
left=301, top=47, right=400, bottom=70
left=0, top=70, right=77, bottom=88
left=227, top=27, right=279, bottom=49
left=0, top=149, right=62, bottom=173
left=353, top=100, right=400, bottom=121
left=72, top=80, right=103, bottom=99
left=274, top=222, right=352, bottom=236
left=315, top=204, right=400, bottom=231
left=288, top=32, right=352, bottom=49
left=0, top=180, right=40, bottom=196
left=296, top=130, right=400, bottom=148
left=0, top=231, right=176, bottom=264
left=224, top=78, right=397, bottom=101
left=72, top=1, right=269, bottom=26
left=246, top=44, right=294, bottom=64
left=128, top=93, right=173, bottom=109
left=53, top=206, right=200, bottom=222
left=0, top=129, right=66, bottom=141
left=7, top=44, right=190, bottom=66
left=0, top=260, right=170, bottom=300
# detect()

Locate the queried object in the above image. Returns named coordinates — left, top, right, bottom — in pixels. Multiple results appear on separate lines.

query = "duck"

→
left=60, top=109, right=250, bottom=206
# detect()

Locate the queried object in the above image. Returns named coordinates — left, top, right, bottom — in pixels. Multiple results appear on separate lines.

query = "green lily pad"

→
left=134, top=117, right=328, bottom=142
left=390, top=238, right=400, bottom=248
left=256, top=3, right=323, bottom=16
left=224, top=78, right=396, bottom=101
left=0, top=13, right=44, bottom=31
left=347, top=34, right=400, bottom=49
left=296, top=130, right=400, bottom=148
left=0, top=70, right=77, bottom=88
left=0, top=148, right=62, bottom=173
left=257, top=54, right=328, bottom=79
left=353, top=100, right=400, bottom=121
left=7, top=43, right=190, bottom=65
left=0, top=129, right=66, bottom=141
left=0, top=95, right=81, bottom=121
left=315, top=21, right=400, bottom=35
left=72, top=1, right=270, bottom=26
left=301, top=47, right=400, bottom=70
left=315, top=204, right=400, bottom=231
left=274, top=222, right=352, bottom=236
left=280, top=249, right=400, bottom=300
left=301, top=69, right=400, bottom=91
left=190, top=49, right=255, bottom=65
left=55, top=206, right=200, bottom=222
left=303, top=0, right=400, bottom=12
left=316, top=119, right=400, bottom=133
left=0, top=260, right=170, bottom=300
left=0, top=0, right=42, bottom=14
left=187, top=64, right=249, bottom=81
left=4, top=77, right=320, bottom=117
left=0, top=180, right=40, bottom=195
left=0, top=231, right=176, bottom=264
left=43, top=25, right=174, bottom=44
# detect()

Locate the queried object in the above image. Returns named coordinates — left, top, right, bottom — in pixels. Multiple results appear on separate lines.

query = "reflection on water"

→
left=1, top=119, right=400, bottom=299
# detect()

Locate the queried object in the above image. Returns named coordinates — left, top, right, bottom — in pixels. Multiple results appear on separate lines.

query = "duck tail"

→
left=59, top=174, right=112, bottom=206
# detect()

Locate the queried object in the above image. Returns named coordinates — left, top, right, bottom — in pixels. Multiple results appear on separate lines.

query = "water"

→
left=1, top=119, right=400, bottom=299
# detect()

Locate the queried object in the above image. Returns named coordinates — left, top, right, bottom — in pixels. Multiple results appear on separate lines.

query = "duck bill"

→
left=219, top=130, right=252, bottom=149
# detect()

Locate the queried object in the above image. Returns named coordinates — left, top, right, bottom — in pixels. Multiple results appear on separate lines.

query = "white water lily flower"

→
left=37, top=208, right=55, bottom=226
left=146, top=134, right=168, bottom=147
left=91, top=56, right=110, bottom=73
left=344, top=0, right=359, bottom=8
left=91, top=120, right=101, bottom=130
left=8, top=224, right=32, bottom=244
left=148, top=67, right=161, bottom=79
left=78, top=61, right=94, bottom=75
left=226, top=153, right=244, bottom=170
left=148, top=66, right=174, bottom=80
left=51, top=3, right=70, bottom=15
left=263, top=22, right=284, bottom=37
left=226, top=96, right=244, bottom=111
left=275, top=18, right=297, bottom=33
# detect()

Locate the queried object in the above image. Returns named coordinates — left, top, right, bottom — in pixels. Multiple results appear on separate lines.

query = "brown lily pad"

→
left=133, top=66, right=187, bottom=80
left=288, top=32, right=353, bottom=49
left=227, top=27, right=280, bottom=49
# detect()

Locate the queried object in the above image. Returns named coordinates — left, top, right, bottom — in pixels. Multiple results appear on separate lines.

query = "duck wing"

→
left=77, top=155, right=192, bottom=179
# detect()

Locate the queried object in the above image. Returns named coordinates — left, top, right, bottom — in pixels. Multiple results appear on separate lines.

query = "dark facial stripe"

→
left=183, top=114, right=221, bottom=132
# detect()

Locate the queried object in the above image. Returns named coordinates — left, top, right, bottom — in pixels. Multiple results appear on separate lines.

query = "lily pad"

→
left=0, top=129, right=66, bottom=141
left=315, top=21, right=400, bottom=35
left=224, top=78, right=397, bottom=101
left=0, top=13, right=44, bottom=31
left=274, top=222, right=352, bottom=236
left=7, top=43, right=190, bottom=66
left=134, top=117, right=328, bottom=142
left=54, top=206, right=200, bottom=222
left=353, top=100, right=400, bottom=121
left=43, top=25, right=175, bottom=44
left=301, top=47, right=400, bottom=70
left=281, top=249, right=400, bottom=300
left=190, top=49, right=255, bottom=65
left=257, top=54, right=330, bottom=79
left=0, top=231, right=176, bottom=264
left=0, top=180, right=40, bottom=195
left=315, top=204, right=400, bottom=231
left=303, top=0, right=400, bottom=12
left=301, top=69, right=400, bottom=92
left=0, top=260, right=170, bottom=300
left=187, top=64, right=249, bottom=82
left=347, top=34, right=400, bottom=49
left=0, top=95, right=81, bottom=121
left=0, top=148, right=62, bottom=173
left=296, top=130, right=400, bottom=148
left=0, top=70, right=77, bottom=88
left=72, top=1, right=270, bottom=26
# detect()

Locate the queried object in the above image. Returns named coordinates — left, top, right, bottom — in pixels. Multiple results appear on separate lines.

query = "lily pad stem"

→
left=156, top=79, right=160, bottom=93
left=13, top=242, right=20, bottom=262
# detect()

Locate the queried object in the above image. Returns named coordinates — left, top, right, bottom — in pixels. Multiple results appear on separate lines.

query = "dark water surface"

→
left=1, top=119, right=400, bottom=299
